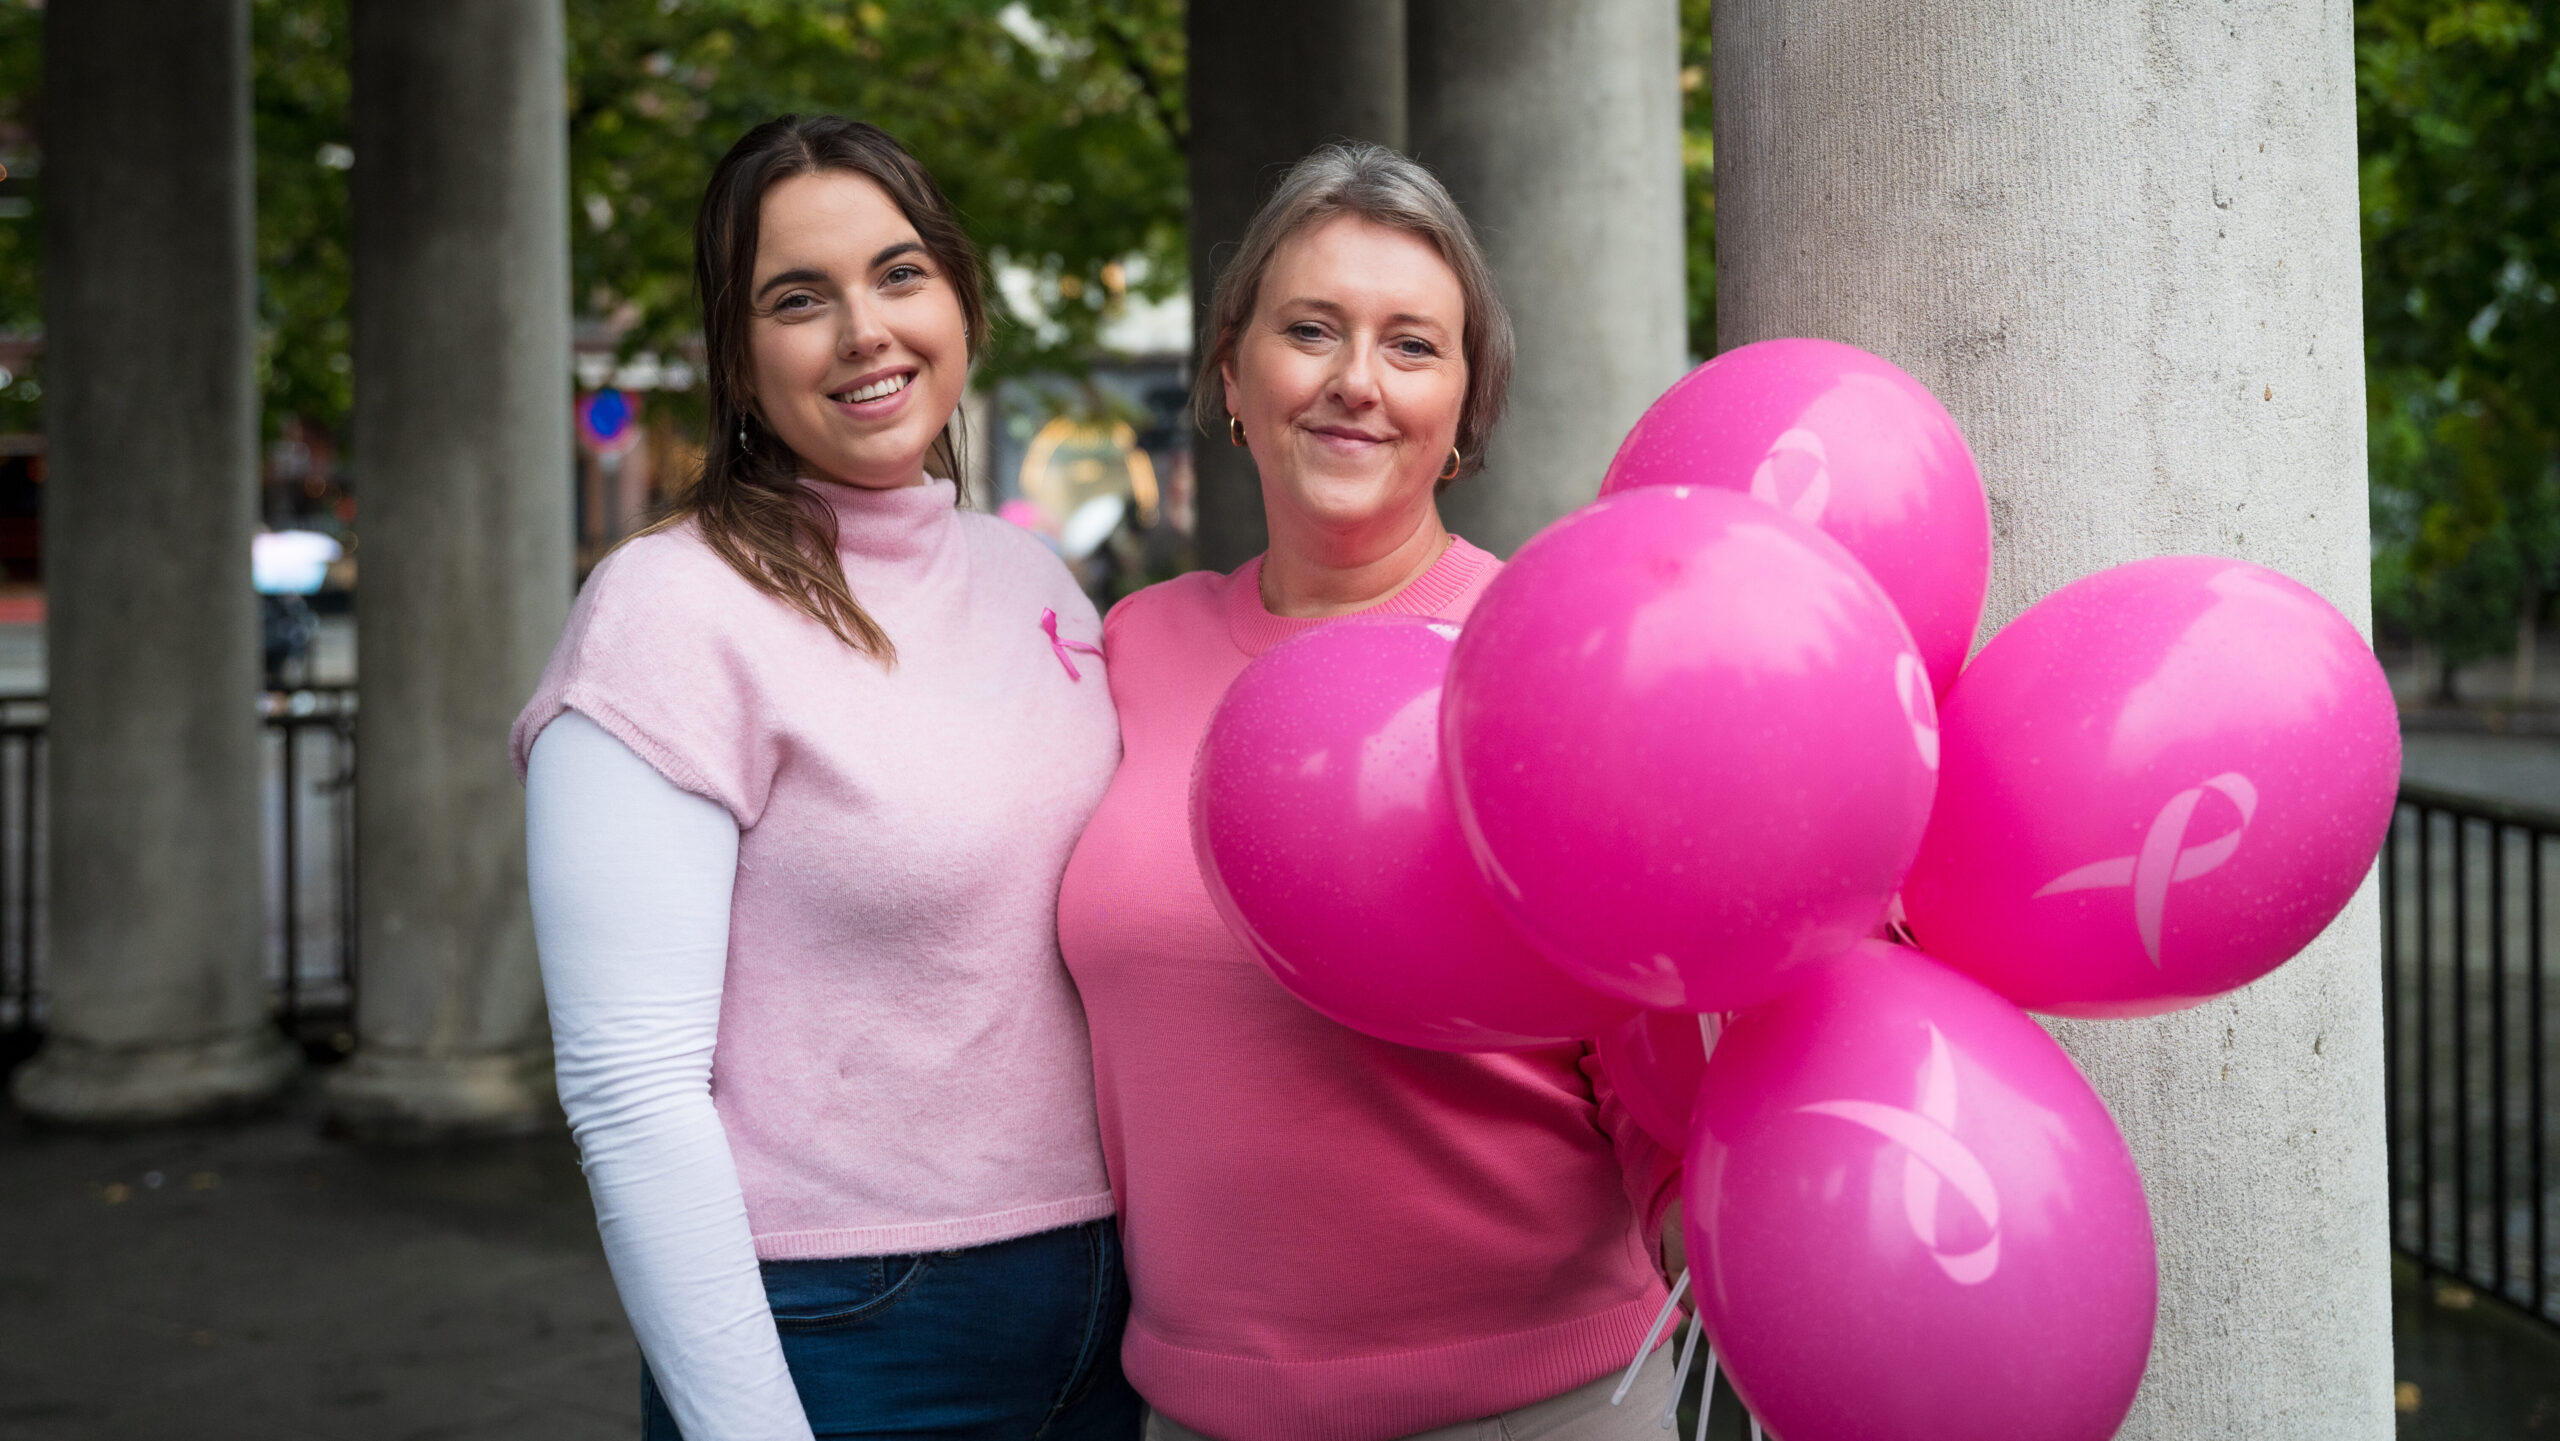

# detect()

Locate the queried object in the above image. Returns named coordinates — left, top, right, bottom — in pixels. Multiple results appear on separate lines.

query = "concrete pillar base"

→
left=320, top=1048, right=558, bottom=1144
left=10, top=1028, right=296, bottom=1126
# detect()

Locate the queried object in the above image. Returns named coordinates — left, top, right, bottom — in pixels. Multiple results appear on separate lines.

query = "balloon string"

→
left=1694, top=1344, right=1719, bottom=1441
left=1611, top=1268, right=1689, bottom=1406
left=1659, top=1314, right=1703, bottom=1429
left=1749, top=1416, right=1763, bottom=1441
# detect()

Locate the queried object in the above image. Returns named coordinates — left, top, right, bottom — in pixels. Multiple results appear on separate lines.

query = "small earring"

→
left=1229, top=416, right=1247, bottom=448
left=1439, top=446, right=1462, bottom=482
left=737, top=419, right=750, bottom=451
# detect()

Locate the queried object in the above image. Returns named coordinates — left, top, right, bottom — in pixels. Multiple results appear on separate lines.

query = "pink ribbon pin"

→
left=1041, top=607, right=1104, bottom=681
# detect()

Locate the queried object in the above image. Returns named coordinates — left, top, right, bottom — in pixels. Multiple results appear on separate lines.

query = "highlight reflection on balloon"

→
left=1900, top=556, right=2401, bottom=1016
left=1602, top=338, right=1991, bottom=699
left=1191, top=614, right=1632, bottom=1050
left=1443, top=486, right=1939, bottom=1013
left=1685, top=943, right=2155, bottom=1441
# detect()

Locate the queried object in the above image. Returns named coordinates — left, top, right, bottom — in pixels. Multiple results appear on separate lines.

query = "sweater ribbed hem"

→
left=1127, top=1287, right=1673, bottom=1441
left=751, top=1188, right=1116, bottom=1260
left=1224, top=538, right=1498, bottom=657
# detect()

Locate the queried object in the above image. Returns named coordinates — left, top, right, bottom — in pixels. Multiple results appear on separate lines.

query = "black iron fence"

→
left=0, top=688, right=357, bottom=1070
left=2384, top=782, right=2560, bottom=1334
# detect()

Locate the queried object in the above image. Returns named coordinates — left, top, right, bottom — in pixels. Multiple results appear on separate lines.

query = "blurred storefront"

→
left=572, top=325, right=705, bottom=575
left=986, top=356, right=1194, bottom=607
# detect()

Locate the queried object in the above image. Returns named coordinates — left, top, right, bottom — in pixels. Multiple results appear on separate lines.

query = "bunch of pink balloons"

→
left=1191, top=336, right=2401, bottom=1441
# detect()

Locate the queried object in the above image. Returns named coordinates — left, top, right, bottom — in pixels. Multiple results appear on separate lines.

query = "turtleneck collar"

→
left=801, top=476, right=958, bottom=564
left=1225, top=535, right=1497, bottom=656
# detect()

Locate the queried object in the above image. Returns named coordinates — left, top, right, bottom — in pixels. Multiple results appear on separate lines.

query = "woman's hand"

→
left=1660, top=1200, right=1688, bottom=1299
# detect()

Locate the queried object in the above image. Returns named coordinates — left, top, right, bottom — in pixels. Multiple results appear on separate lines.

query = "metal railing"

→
left=264, top=687, right=359, bottom=1054
left=2384, top=782, right=2560, bottom=1333
left=0, top=688, right=357, bottom=1069
left=0, top=696, right=40, bottom=1072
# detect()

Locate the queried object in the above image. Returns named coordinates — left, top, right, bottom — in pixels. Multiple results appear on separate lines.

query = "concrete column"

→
left=10, top=0, right=294, bottom=1123
left=1187, top=0, right=1407, bottom=571
left=1407, top=0, right=1687, bottom=556
left=324, top=0, right=573, bottom=1140
left=1716, top=3, right=2387, bottom=1435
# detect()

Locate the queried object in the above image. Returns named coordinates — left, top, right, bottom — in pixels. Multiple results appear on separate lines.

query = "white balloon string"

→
left=1693, top=1343, right=1719, bottom=1441
left=1660, top=1314, right=1703, bottom=1429
left=1611, top=1268, right=1690, bottom=1406
left=1749, top=1416, right=1763, bottom=1441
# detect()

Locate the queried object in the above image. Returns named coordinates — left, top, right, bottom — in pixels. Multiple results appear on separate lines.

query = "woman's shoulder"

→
left=576, top=521, right=836, bottom=650
left=1102, top=567, right=1229, bottom=646
left=512, top=521, right=805, bottom=811
left=952, top=507, right=1083, bottom=589
left=585, top=521, right=755, bottom=608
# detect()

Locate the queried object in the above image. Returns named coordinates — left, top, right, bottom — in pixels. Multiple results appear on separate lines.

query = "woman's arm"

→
left=1579, top=1045, right=1687, bottom=1278
left=527, top=710, right=813, bottom=1441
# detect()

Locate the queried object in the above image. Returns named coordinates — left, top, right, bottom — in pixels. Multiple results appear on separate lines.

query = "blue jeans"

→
left=642, top=1218, right=1141, bottom=1440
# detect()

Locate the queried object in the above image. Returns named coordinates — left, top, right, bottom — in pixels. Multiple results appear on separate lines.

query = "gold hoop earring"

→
left=1439, top=446, right=1462, bottom=482
left=1229, top=416, right=1247, bottom=448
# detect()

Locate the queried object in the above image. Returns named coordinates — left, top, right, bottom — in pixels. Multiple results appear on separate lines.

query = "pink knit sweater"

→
left=511, top=478, right=1121, bottom=1259
left=1057, top=538, right=1681, bottom=1441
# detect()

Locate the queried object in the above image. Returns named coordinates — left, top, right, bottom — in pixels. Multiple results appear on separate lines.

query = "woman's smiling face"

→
left=1223, top=214, right=1470, bottom=537
left=747, top=170, right=968, bottom=489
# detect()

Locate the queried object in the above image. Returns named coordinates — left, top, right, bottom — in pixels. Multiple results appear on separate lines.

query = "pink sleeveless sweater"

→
left=511, top=478, right=1121, bottom=1258
left=1057, top=538, right=1681, bottom=1441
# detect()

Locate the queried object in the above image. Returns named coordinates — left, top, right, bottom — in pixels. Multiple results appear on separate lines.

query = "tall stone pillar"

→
left=11, top=0, right=294, bottom=1123
left=324, top=0, right=573, bottom=1140
left=1188, top=0, right=1407, bottom=571
left=1716, top=3, right=2388, bottom=1435
left=1407, top=0, right=1686, bottom=556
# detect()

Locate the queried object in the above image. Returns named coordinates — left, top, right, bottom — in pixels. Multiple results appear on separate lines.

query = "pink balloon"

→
left=1443, top=486, right=1940, bottom=1013
left=1602, top=338, right=1991, bottom=699
left=1686, top=942, right=2155, bottom=1441
left=1900, top=556, right=2401, bottom=1017
left=1595, top=1009, right=1723, bottom=1151
left=1191, top=614, right=1633, bottom=1050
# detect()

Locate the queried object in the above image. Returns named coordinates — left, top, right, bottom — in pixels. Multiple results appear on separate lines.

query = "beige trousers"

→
left=1142, top=1339, right=1679, bottom=1441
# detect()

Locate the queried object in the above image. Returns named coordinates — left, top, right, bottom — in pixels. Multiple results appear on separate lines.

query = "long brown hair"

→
left=663, top=115, right=989, bottom=660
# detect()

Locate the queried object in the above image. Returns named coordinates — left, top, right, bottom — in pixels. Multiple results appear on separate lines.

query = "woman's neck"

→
left=797, top=451, right=931, bottom=491
left=1258, top=505, right=1453, bottom=619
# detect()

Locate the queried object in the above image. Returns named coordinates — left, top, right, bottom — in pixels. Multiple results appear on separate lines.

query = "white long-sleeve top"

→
left=526, top=710, right=814, bottom=1441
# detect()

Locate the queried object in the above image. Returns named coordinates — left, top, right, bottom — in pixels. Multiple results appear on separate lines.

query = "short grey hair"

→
left=1195, top=143, right=1514, bottom=486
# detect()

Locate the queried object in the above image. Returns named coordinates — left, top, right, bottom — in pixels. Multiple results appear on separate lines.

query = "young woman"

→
left=1058, top=144, right=1684, bottom=1441
left=515, top=116, right=1138, bottom=1441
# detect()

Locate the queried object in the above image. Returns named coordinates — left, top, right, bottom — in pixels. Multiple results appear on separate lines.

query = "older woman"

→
left=1057, top=145, right=1683, bottom=1441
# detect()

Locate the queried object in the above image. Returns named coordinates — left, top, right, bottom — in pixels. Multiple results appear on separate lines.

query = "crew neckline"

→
left=1225, top=536, right=1496, bottom=656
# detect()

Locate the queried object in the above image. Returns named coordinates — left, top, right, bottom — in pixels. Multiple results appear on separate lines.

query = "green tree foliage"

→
left=1682, top=0, right=1713, bottom=362
left=2361, top=0, right=2560, bottom=681
left=566, top=0, right=1185, bottom=393
left=0, top=1, right=1723, bottom=447
left=254, top=0, right=355, bottom=442
left=0, top=0, right=42, bottom=433
left=0, top=0, right=1187, bottom=445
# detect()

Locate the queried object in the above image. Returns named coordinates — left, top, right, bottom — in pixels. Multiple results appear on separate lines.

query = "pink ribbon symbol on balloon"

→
left=2033, top=772, right=2259, bottom=967
left=1798, top=1025, right=2002, bottom=1285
